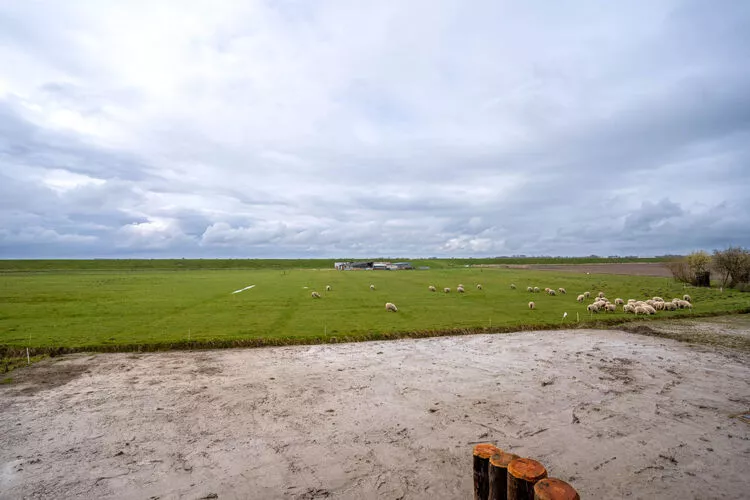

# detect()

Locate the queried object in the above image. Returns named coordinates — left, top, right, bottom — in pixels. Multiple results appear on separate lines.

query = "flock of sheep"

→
left=581, top=292, right=693, bottom=315
left=309, top=281, right=695, bottom=316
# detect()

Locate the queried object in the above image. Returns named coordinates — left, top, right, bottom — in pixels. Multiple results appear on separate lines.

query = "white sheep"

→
left=544, top=287, right=551, bottom=293
left=326, top=285, right=332, bottom=292
left=663, top=302, right=678, bottom=311
left=587, top=303, right=600, bottom=313
left=311, top=291, right=321, bottom=299
left=548, top=289, right=556, bottom=296
left=510, top=284, right=516, bottom=289
left=605, top=303, right=616, bottom=312
left=652, top=296, right=664, bottom=302
left=615, top=298, right=624, bottom=305
left=583, top=291, right=591, bottom=299
left=428, top=285, right=437, bottom=292
left=385, top=302, right=398, bottom=312
left=533, top=287, right=540, bottom=293
left=457, top=286, right=465, bottom=293
left=558, top=288, right=567, bottom=294
left=527, top=286, right=534, bottom=292
left=444, top=287, right=451, bottom=293
left=577, top=294, right=585, bottom=303
left=643, top=305, right=656, bottom=315
left=477, top=284, right=483, bottom=290
left=677, top=299, right=692, bottom=309
left=683, top=294, right=692, bottom=303
left=598, top=291, right=605, bottom=299
left=634, top=305, right=648, bottom=315
left=458, top=284, right=464, bottom=289
left=528, top=301, right=536, bottom=310
left=623, top=304, right=635, bottom=314
left=370, top=284, right=375, bottom=291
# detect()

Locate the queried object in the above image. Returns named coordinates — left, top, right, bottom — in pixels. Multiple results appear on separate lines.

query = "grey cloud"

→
left=1, top=1, right=749, bottom=258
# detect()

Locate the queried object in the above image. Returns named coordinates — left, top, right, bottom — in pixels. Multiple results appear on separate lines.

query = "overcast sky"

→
left=1, top=1, right=749, bottom=259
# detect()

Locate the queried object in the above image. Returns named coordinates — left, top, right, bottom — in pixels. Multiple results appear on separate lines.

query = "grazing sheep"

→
left=311, top=291, right=321, bottom=299
left=594, top=300, right=607, bottom=308
left=628, top=299, right=637, bottom=304
left=677, top=300, right=693, bottom=309
left=634, top=305, right=649, bottom=315
left=558, top=288, right=567, bottom=294
left=428, top=285, right=437, bottom=292
left=548, top=289, right=556, bottom=296
left=457, top=286, right=465, bottom=293
left=544, top=287, right=551, bottom=293
left=623, top=303, right=635, bottom=314
left=683, top=294, right=692, bottom=302
left=510, top=284, right=516, bottom=289
left=326, top=285, right=332, bottom=292
left=458, top=284, right=464, bottom=289
left=444, top=287, right=451, bottom=293
left=654, top=301, right=665, bottom=311
left=528, top=301, right=536, bottom=310
left=663, top=302, right=678, bottom=311
left=385, top=302, right=398, bottom=312
left=583, top=291, right=591, bottom=299
left=533, top=287, right=540, bottom=293
left=605, top=303, right=617, bottom=312
left=587, top=303, right=600, bottom=313
left=643, top=305, right=656, bottom=315
left=615, top=298, right=624, bottom=305
left=672, top=298, right=681, bottom=304
left=577, top=294, right=585, bottom=303
left=527, top=286, right=534, bottom=292
left=653, top=296, right=664, bottom=302
left=477, top=284, right=483, bottom=290
left=598, top=291, right=605, bottom=299
left=646, top=299, right=656, bottom=308
left=370, top=284, right=375, bottom=290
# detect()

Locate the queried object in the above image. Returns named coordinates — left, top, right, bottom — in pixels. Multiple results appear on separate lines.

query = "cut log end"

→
left=473, top=443, right=501, bottom=459
left=508, top=458, right=547, bottom=482
left=490, top=451, right=519, bottom=468
left=533, top=478, right=580, bottom=500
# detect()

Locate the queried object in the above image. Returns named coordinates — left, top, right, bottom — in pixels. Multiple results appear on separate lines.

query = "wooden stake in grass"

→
left=507, top=458, right=547, bottom=500
left=533, top=478, right=579, bottom=500
left=488, top=451, right=519, bottom=500
left=473, top=443, right=501, bottom=500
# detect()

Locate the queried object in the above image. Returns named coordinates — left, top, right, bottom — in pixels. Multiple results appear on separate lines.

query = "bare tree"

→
left=666, top=251, right=712, bottom=286
left=713, top=246, right=750, bottom=287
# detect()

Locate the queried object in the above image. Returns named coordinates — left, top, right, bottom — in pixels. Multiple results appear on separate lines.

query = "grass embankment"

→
left=1, top=265, right=748, bottom=359
left=0, top=256, right=667, bottom=273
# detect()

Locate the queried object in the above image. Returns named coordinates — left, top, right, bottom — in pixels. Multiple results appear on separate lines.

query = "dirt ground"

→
left=485, top=262, right=674, bottom=277
left=2, top=320, right=749, bottom=499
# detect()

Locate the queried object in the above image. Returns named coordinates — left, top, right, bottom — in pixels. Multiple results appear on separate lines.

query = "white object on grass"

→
left=231, top=285, right=256, bottom=294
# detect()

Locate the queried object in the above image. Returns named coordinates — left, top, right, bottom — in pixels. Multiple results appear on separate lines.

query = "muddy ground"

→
left=1, top=318, right=749, bottom=499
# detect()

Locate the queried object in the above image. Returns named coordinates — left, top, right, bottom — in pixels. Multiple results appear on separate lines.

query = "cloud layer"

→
left=1, top=0, right=749, bottom=258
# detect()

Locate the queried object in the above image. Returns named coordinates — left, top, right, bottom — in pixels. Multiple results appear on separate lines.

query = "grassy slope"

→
left=1, top=267, right=747, bottom=354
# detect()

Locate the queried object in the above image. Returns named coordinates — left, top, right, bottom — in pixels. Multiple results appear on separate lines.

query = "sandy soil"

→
left=1, top=325, right=749, bottom=499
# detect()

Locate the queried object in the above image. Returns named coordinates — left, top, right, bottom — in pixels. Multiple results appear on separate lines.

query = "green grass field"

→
left=1, top=265, right=748, bottom=355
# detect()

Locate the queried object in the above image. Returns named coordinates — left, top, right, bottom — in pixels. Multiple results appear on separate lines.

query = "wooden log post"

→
left=507, top=458, right=547, bottom=500
left=488, top=451, right=519, bottom=500
left=473, top=444, right=501, bottom=500
left=533, top=478, right=580, bottom=500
